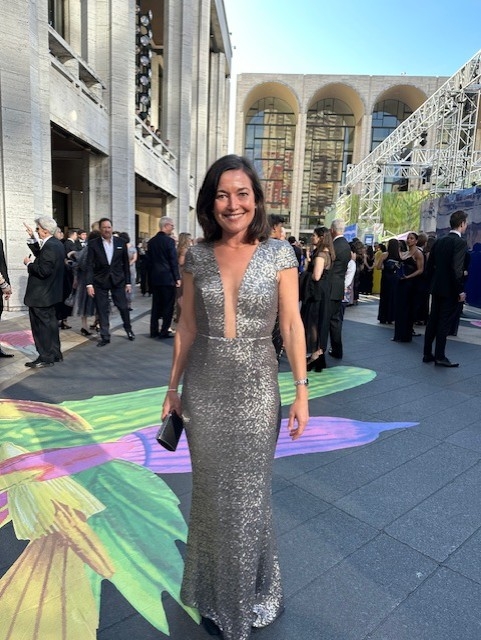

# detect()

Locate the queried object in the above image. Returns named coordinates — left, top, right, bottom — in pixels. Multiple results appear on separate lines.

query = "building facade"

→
left=0, top=0, right=232, bottom=310
left=234, top=73, right=448, bottom=238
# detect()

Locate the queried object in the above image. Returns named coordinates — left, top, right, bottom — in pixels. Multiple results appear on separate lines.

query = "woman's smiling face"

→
left=213, top=169, right=256, bottom=240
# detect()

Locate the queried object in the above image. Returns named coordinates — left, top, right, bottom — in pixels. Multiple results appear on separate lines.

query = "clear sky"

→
left=223, top=0, right=480, bottom=78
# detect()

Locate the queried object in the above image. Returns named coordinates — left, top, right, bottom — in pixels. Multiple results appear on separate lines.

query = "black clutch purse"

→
left=156, top=411, right=184, bottom=451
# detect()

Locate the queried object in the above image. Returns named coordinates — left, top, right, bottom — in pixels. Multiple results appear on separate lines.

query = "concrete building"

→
left=0, top=0, right=232, bottom=310
left=234, top=73, right=448, bottom=238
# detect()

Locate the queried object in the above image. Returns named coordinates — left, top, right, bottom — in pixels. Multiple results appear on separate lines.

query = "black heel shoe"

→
left=80, top=328, right=92, bottom=337
left=314, top=353, right=327, bottom=372
left=307, top=353, right=323, bottom=372
left=201, top=616, right=221, bottom=636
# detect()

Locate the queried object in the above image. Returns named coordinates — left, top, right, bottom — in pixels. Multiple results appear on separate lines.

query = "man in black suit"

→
left=288, top=236, right=302, bottom=270
left=0, top=238, right=14, bottom=358
left=23, top=216, right=65, bottom=367
left=86, top=217, right=134, bottom=346
left=423, top=210, right=468, bottom=367
left=147, top=216, right=180, bottom=338
left=327, top=218, right=351, bottom=359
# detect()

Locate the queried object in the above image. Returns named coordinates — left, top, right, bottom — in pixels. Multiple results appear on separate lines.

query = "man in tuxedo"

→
left=327, top=218, right=351, bottom=360
left=86, top=217, right=134, bottom=346
left=288, top=236, right=303, bottom=271
left=0, top=238, right=14, bottom=358
left=147, top=217, right=180, bottom=338
left=423, top=210, right=468, bottom=367
left=23, top=216, right=65, bottom=367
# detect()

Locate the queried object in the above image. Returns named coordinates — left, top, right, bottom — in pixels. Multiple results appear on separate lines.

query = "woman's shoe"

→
left=59, top=321, right=71, bottom=330
left=314, top=353, right=327, bottom=372
left=307, top=352, right=326, bottom=372
left=80, top=328, right=92, bottom=337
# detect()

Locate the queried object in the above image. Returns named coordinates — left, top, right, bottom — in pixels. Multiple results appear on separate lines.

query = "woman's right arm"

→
left=161, top=272, right=197, bottom=418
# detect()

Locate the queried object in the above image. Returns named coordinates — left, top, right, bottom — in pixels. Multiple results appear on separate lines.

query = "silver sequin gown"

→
left=180, top=239, right=298, bottom=640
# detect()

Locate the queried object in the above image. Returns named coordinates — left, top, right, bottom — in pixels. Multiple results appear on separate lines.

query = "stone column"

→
left=0, top=0, right=52, bottom=310
left=107, top=0, right=136, bottom=238
left=208, top=51, right=229, bottom=163
left=290, top=111, right=307, bottom=237
left=163, top=0, right=194, bottom=232
left=190, top=0, right=210, bottom=195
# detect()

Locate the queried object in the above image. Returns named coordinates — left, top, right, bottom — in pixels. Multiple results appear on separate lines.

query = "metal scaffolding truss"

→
left=337, top=49, right=481, bottom=228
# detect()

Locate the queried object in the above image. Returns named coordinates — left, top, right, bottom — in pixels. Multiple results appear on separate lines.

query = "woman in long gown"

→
left=301, top=227, right=334, bottom=372
left=70, top=230, right=100, bottom=335
left=162, top=155, right=309, bottom=640
left=392, top=232, right=424, bottom=342
left=377, top=238, right=401, bottom=324
left=372, top=243, right=385, bottom=294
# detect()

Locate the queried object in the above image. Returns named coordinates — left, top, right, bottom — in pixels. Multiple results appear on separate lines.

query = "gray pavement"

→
left=1, top=292, right=481, bottom=639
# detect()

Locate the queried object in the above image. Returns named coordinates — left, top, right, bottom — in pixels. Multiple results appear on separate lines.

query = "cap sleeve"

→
left=276, top=241, right=299, bottom=271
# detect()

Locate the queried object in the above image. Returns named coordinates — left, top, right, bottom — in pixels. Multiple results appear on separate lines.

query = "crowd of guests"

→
left=375, top=231, right=457, bottom=342
left=1, top=212, right=469, bottom=372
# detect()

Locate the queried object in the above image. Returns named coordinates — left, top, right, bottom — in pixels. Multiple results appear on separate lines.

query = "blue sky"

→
left=223, top=0, right=480, bottom=78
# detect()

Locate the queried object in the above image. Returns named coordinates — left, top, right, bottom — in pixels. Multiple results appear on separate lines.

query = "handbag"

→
left=64, top=291, right=76, bottom=307
left=156, top=411, right=184, bottom=451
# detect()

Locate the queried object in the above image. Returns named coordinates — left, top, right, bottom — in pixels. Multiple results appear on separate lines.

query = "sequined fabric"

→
left=180, top=239, right=298, bottom=640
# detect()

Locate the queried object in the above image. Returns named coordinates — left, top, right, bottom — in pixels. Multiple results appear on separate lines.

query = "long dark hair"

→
left=196, top=155, right=270, bottom=243
left=387, top=238, right=401, bottom=260
left=311, top=226, right=328, bottom=258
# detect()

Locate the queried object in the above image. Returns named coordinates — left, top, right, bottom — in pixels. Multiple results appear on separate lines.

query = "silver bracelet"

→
left=294, top=378, right=309, bottom=386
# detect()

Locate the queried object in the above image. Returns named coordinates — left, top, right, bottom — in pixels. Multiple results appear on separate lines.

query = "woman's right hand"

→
left=162, top=390, right=182, bottom=419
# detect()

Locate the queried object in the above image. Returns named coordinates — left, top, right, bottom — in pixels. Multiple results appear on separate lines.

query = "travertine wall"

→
left=0, top=0, right=52, bottom=309
left=0, top=0, right=232, bottom=310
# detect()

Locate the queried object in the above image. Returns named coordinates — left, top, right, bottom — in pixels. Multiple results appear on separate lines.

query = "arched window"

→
left=371, top=99, right=412, bottom=151
left=244, top=98, right=296, bottom=223
left=301, top=98, right=355, bottom=228
left=371, top=99, right=413, bottom=191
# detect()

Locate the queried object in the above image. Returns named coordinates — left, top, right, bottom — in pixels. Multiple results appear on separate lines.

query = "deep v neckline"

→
left=211, top=241, right=261, bottom=338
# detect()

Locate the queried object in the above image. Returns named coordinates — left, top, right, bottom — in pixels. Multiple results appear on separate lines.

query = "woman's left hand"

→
left=287, top=398, right=309, bottom=440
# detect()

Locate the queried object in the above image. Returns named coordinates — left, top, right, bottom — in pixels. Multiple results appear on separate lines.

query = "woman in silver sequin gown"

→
left=162, top=155, right=309, bottom=640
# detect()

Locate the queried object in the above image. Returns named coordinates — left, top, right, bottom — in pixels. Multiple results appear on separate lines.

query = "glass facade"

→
left=300, top=98, right=355, bottom=228
left=244, top=98, right=296, bottom=223
left=371, top=99, right=413, bottom=150
left=371, top=99, right=413, bottom=191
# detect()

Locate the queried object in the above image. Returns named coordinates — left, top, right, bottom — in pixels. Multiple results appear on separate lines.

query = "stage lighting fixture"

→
left=135, top=3, right=153, bottom=120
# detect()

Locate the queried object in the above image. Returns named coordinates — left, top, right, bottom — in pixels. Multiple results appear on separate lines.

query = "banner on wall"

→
left=420, top=186, right=481, bottom=249
left=344, top=224, right=358, bottom=241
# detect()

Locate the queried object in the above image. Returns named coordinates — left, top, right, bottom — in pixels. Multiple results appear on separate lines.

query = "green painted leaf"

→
left=76, top=460, right=200, bottom=634
left=279, top=366, right=376, bottom=405
left=0, top=387, right=169, bottom=449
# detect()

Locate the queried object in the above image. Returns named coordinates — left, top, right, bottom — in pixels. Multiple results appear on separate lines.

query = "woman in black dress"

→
left=377, top=238, right=401, bottom=324
left=301, top=227, right=335, bottom=372
left=359, top=245, right=374, bottom=294
left=392, top=232, right=424, bottom=342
